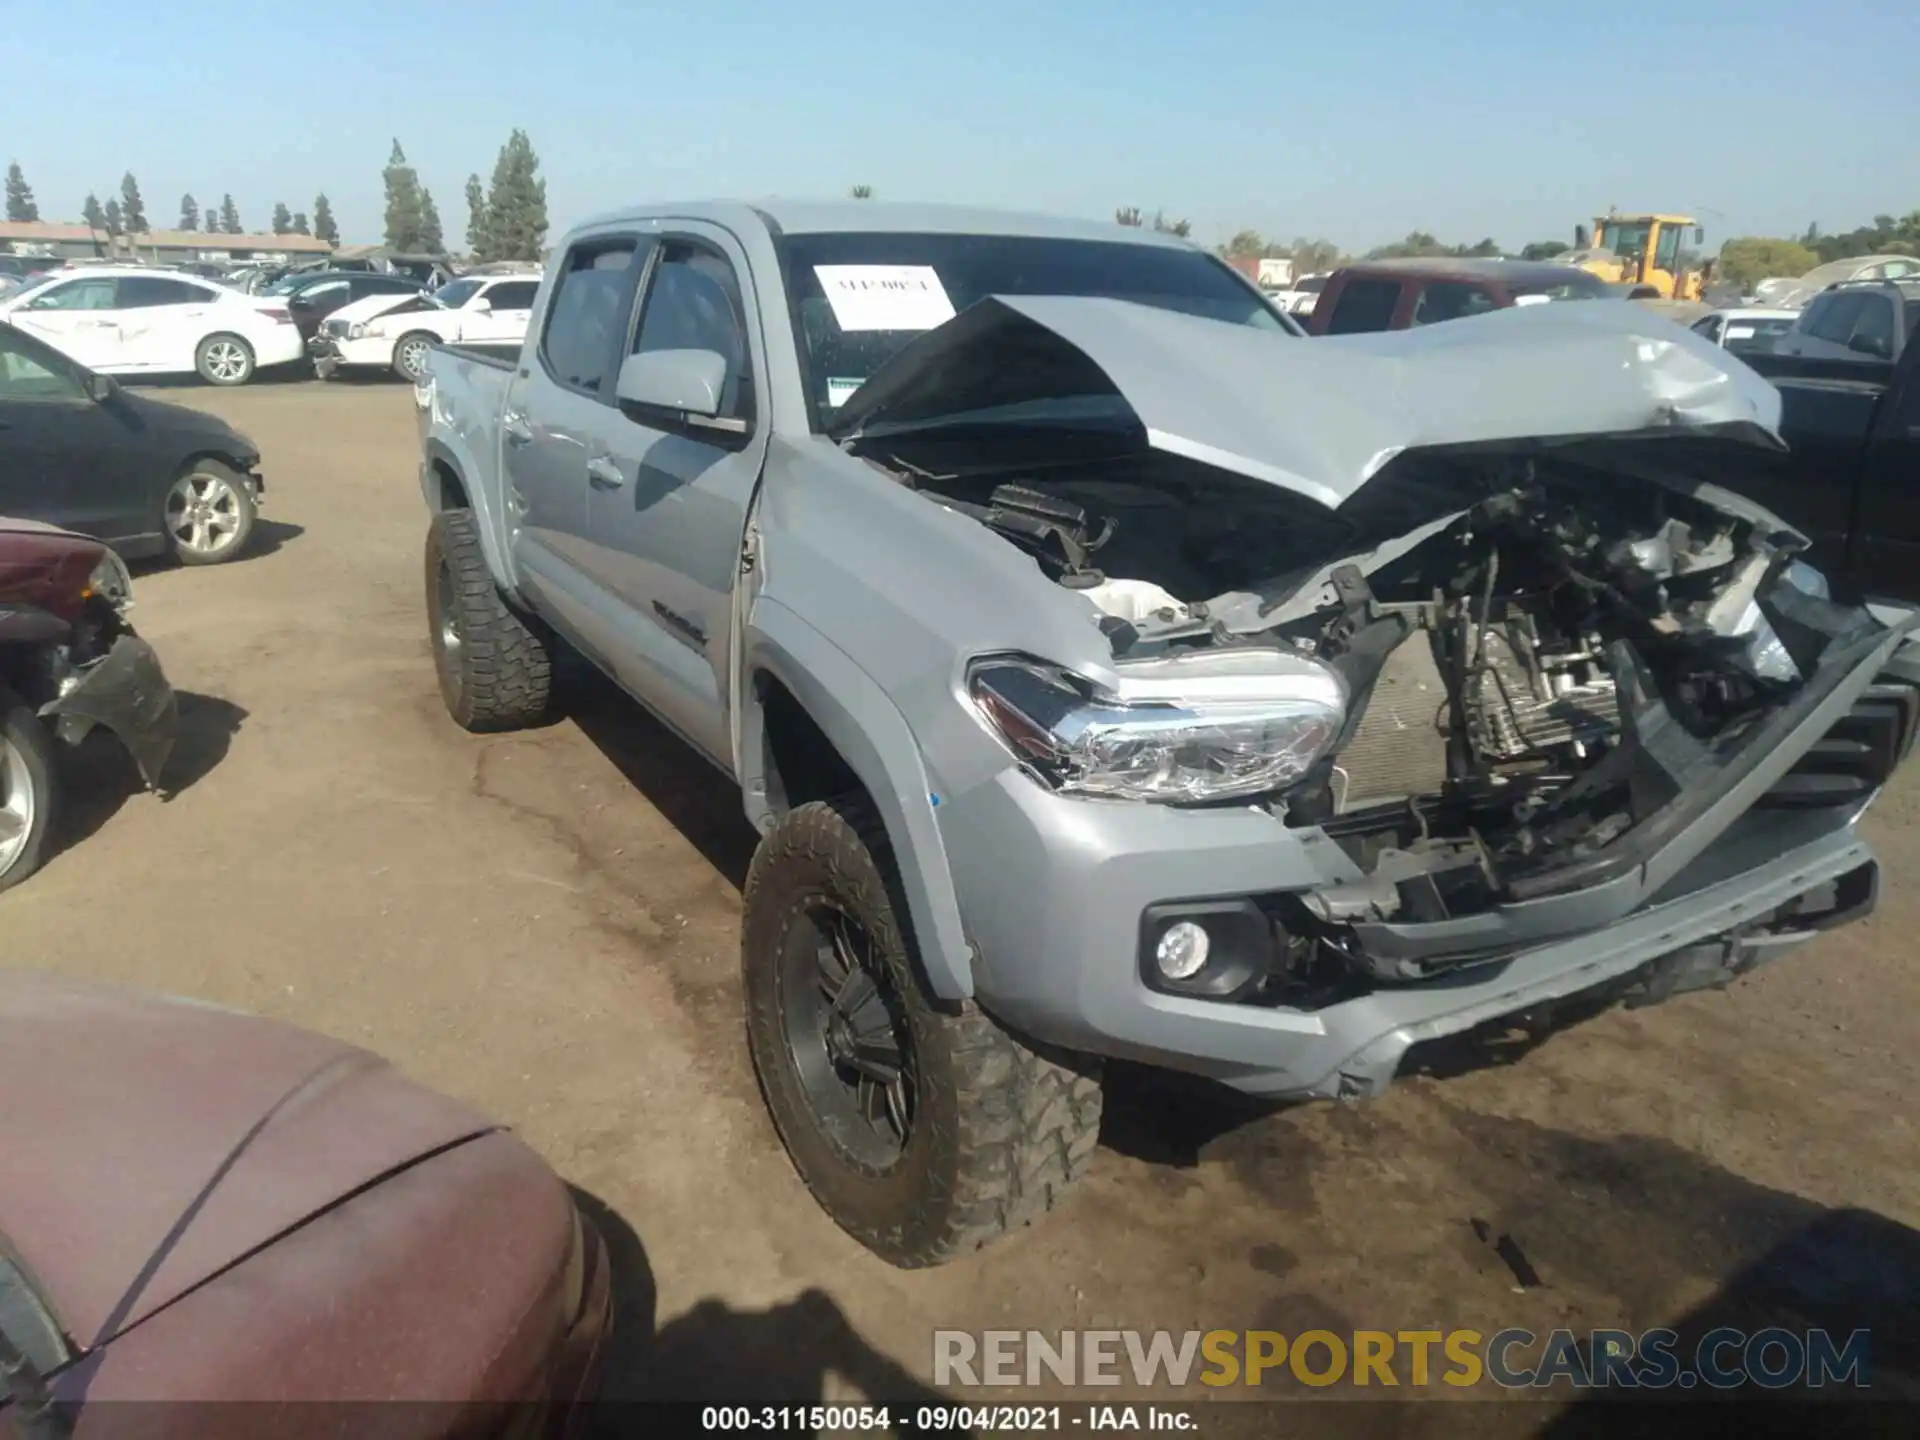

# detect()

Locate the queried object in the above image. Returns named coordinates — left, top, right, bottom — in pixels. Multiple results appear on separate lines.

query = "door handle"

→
left=503, top=413, right=534, bottom=447
left=586, top=456, right=625, bottom=489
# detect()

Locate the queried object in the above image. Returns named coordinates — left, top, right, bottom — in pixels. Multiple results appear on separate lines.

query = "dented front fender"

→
left=41, top=635, right=179, bottom=793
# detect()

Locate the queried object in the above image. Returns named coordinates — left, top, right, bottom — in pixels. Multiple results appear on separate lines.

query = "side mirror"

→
left=86, top=372, right=117, bottom=403
left=467, top=297, right=492, bottom=314
left=617, top=348, right=726, bottom=417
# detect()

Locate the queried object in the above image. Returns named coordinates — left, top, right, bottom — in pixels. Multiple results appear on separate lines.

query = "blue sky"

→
left=3, top=0, right=1913, bottom=251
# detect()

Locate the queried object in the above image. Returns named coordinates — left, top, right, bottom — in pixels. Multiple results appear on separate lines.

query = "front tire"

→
left=195, top=333, right=256, bottom=386
left=166, top=461, right=257, bottom=565
left=744, top=797, right=1103, bottom=1267
left=425, top=507, right=552, bottom=731
left=0, top=687, right=58, bottom=893
left=393, top=332, right=437, bottom=383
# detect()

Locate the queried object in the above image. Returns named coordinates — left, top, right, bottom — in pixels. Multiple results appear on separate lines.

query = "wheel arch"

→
left=421, top=437, right=516, bottom=595
left=742, top=598, right=974, bottom=1000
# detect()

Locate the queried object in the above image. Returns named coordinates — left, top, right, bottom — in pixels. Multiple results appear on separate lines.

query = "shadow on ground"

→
left=129, top=519, right=305, bottom=575
left=54, top=692, right=246, bottom=860
left=573, top=1188, right=954, bottom=1418
left=561, top=660, right=757, bottom=891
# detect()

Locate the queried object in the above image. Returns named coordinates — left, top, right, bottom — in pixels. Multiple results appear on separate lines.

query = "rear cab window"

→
left=1322, top=278, right=1403, bottom=333
left=1410, top=282, right=1498, bottom=326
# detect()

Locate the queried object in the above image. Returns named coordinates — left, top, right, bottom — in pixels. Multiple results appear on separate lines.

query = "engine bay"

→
left=887, top=439, right=1890, bottom=941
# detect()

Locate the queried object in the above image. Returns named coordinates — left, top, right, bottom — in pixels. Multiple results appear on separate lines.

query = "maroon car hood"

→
left=0, top=972, right=496, bottom=1350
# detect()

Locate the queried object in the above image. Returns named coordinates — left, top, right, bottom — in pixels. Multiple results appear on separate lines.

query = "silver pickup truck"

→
left=415, top=200, right=1917, bottom=1268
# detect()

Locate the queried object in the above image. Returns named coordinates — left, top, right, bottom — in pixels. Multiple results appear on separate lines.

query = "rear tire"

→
left=393, top=332, right=437, bottom=383
left=425, top=507, right=552, bottom=732
left=0, top=687, right=58, bottom=893
left=195, top=333, right=256, bottom=386
left=744, top=796, right=1102, bottom=1267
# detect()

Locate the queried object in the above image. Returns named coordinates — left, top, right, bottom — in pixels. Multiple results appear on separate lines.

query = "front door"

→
left=575, top=225, right=769, bottom=765
left=7, top=275, right=125, bottom=370
left=0, top=324, right=156, bottom=547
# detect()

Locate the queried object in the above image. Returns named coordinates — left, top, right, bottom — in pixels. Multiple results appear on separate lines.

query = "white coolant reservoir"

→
left=1071, top=577, right=1194, bottom=625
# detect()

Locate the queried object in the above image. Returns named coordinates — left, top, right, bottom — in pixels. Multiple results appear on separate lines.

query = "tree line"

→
left=5, top=161, right=340, bottom=245
left=383, top=131, right=547, bottom=262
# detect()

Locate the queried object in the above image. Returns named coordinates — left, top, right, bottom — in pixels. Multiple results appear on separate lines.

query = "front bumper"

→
left=937, top=624, right=1913, bottom=1101
left=40, top=634, right=178, bottom=791
left=309, top=331, right=395, bottom=376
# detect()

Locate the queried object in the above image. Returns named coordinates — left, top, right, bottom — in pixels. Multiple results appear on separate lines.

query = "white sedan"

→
left=0, top=267, right=304, bottom=385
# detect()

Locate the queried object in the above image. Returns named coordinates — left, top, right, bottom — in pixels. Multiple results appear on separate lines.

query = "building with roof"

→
left=0, top=221, right=333, bottom=264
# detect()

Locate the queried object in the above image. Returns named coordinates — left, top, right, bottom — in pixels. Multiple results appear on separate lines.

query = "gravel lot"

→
left=7, top=378, right=1918, bottom=1424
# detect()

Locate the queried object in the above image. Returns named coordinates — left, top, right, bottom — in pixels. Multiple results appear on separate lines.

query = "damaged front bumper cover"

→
left=41, top=635, right=179, bottom=792
left=1324, top=618, right=1916, bottom=978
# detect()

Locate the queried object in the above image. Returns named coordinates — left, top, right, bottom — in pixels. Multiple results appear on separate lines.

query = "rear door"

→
left=574, top=226, right=768, bottom=764
left=0, top=324, right=156, bottom=547
left=112, top=275, right=221, bottom=370
left=1317, top=277, right=1404, bottom=334
left=461, top=279, right=541, bottom=349
left=6, top=276, right=125, bottom=370
left=501, top=232, right=653, bottom=660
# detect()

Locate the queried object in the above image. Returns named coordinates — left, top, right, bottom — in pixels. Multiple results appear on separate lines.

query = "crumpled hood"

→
left=833, top=295, right=1785, bottom=509
left=0, top=972, right=495, bottom=1350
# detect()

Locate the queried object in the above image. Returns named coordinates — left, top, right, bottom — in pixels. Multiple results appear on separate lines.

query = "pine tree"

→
left=418, top=187, right=445, bottom=255
left=464, top=173, right=488, bottom=259
left=482, top=129, right=547, bottom=264
left=103, top=197, right=124, bottom=235
left=178, top=193, right=199, bottom=230
left=291, top=211, right=310, bottom=236
left=271, top=201, right=292, bottom=234
left=312, top=193, right=339, bottom=245
left=82, top=193, right=106, bottom=231
left=5, top=163, right=38, bottom=223
left=119, top=172, right=149, bottom=233
left=382, top=140, right=426, bottom=251
left=219, top=194, right=241, bottom=234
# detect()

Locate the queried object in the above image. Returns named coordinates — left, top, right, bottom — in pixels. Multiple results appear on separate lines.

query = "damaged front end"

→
left=841, top=296, right=1917, bottom=1005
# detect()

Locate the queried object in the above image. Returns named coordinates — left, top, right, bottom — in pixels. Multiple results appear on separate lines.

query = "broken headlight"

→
left=85, top=549, right=134, bottom=614
left=968, top=650, right=1346, bottom=803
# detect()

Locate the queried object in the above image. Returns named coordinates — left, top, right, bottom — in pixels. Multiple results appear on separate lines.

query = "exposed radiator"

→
left=1334, top=631, right=1449, bottom=809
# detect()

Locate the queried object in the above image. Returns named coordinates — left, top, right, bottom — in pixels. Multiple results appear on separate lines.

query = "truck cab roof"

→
left=568, top=198, right=1201, bottom=249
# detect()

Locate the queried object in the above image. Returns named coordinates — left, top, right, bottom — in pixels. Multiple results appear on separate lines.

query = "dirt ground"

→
left=6, top=378, right=1918, bottom=1426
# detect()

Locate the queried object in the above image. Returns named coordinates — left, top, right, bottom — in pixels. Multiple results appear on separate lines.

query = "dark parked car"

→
left=0, top=320, right=265, bottom=565
left=1307, top=258, right=1614, bottom=334
left=0, top=969, right=611, bottom=1427
left=0, top=521, right=175, bottom=890
left=269, top=270, right=427, bottom=341
left=1772, top=279, right=1920, bottom=364
left=1733, top=343, right=1920, bottom=604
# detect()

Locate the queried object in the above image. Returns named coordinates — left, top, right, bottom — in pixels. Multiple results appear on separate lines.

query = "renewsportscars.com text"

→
left=933, top=1326, right=1872, bottom=1390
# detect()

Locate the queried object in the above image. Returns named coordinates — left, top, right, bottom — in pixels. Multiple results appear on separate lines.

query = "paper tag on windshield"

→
left=815, top=265, right=956, bottom=332
left=1511, top=293, right=1553, bottom=307
left=1726, top=324, right=1755, bottom=339
left=826, top=377, right=865, bottom=408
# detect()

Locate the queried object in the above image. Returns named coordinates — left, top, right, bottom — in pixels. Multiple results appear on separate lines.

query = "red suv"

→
left=1306, top=258, right=1614, bottom=334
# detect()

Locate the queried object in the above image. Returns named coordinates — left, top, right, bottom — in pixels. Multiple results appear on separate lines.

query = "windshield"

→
left=260, top=274, right=310, bottom=295
left=1597, top=220, right=1651, bottom=260
left=774, top=231, right=1289, bottom=431
left=431, top=279, right=482, bottom=310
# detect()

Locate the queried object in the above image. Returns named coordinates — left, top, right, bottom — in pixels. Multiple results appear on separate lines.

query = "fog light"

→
left=1155, top=921, right=1210, bottom=980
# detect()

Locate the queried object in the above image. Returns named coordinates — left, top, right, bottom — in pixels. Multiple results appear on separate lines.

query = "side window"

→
left=539, top=238, right=645, bottom=397
left=1653, top=224, right=1682, bottom=273
left=483, top=281, right=540, bottom=312
left=22, top=278, right=119, bottom=312
left=628, top=241, right=754, bottom=420
left=1807, top=294, right=1865, bottom=343
left=1410, top=282, right=1497, bottom=326
left=116, top=277, right=215, bottom=309
left=1848, top=295, right=1896, bottom=357
left=1322, top=278, right=1403, bottom=334
left=1691, top=315, right=1723, bottom=343
left=0, top=325, right=85, bottom=400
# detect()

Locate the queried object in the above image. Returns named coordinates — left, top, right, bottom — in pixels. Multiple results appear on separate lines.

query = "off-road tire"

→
left=425, top=507, right=551, bottom=732
left=744, top=797, right=1103, bottom=1267
left=194, top=333, right=256, bottom=386
left=393, top=332, right=437, bottom=383
left=0, top=686, right=58, bottom=894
